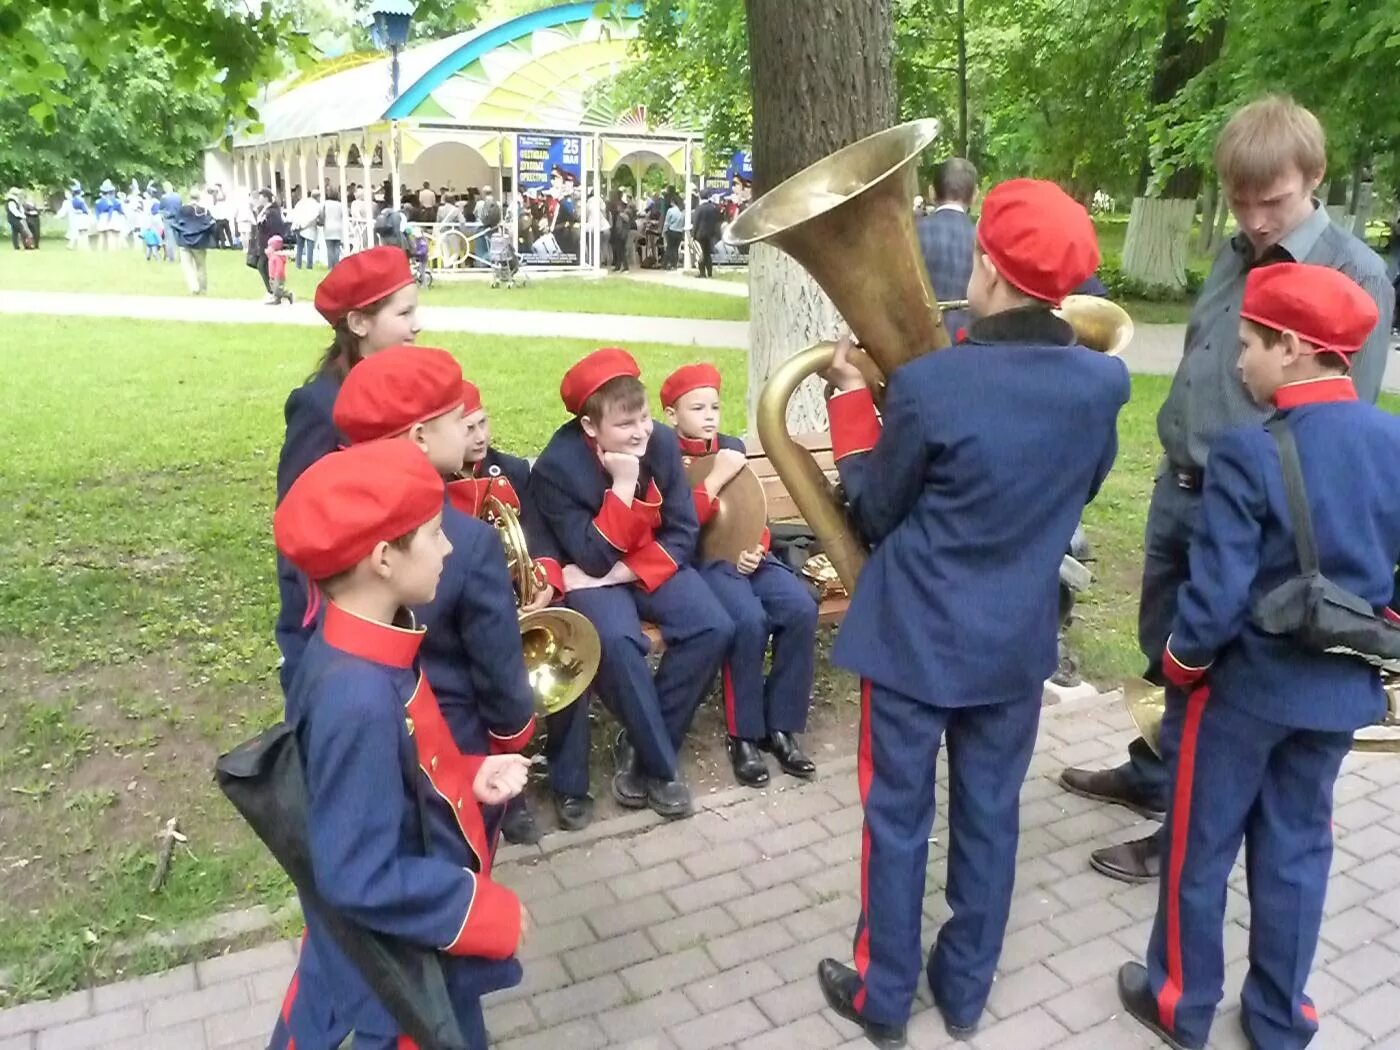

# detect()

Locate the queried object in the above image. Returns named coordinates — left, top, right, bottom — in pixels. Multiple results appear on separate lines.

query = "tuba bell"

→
left=725, top=118, right=1133, bottom=593
left=480, top=494, right=601, bottom=715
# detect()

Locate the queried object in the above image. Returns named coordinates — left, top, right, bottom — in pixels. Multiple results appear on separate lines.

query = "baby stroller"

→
left=407, top=227, right=433, bottom=289
left=488, top=226, right=527, bottom=288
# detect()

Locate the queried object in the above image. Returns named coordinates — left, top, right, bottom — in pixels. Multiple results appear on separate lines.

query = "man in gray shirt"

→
left=1060, top=96, right=1395, bottom=884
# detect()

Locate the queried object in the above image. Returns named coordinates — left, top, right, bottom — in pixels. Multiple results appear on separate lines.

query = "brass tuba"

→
left=480, top=494, right=601, bottom=715
left=725, top=118, right=1133, bottom=592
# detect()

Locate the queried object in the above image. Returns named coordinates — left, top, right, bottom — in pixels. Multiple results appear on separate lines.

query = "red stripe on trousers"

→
left=722, top=663, right=738, bottom=737
left=1301, top=1002, right=1317, bottom=1023
left=397, top=1038, right=420, bottom=1049
left=1157, top=683, right=1209, bottom=1030
left=853, top=679, right=874, bottom=1013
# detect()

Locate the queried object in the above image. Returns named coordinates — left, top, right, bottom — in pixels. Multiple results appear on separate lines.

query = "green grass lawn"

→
left=0, top=315, right=748, bottom=1002
left=0, top=246, right=750, bottom=321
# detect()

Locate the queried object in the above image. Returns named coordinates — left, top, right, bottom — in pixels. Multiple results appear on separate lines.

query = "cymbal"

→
left=685, top=454, right=769, bottom=564
left=1122, top=677, right=1166, bottom=758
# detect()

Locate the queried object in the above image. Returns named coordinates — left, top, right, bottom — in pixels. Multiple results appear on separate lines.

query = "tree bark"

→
left=743, top=0, right=896, bottom=433
left=1196, top=178, right=1218, bottom=255
left=1123, top=197, right=1196, bottom=288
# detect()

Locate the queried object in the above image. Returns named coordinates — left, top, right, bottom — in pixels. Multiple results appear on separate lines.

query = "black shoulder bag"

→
left=1250, top=418, right=1400, bottom=667
left=215, top=722, right=469, bottom=1050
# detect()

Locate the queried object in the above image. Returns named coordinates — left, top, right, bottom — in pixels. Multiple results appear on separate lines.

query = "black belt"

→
left=1170, top=465, right=1203, bottom=492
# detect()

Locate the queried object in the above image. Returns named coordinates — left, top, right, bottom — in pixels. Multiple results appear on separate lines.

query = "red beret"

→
left=274, top=442, right=445, bottom=581
left=560, top=347, right=641, bottom=414
left=461, top=380, right=482, bottom=416
left=977, top=179, right=1100, bottom=304
left=660, top=363, right=722, bottom=408
left=1241, top=263, right=1379, bottom=356
left=314, top=246, right=414, bottom=326
left=333, top=346, right=464, bottom=443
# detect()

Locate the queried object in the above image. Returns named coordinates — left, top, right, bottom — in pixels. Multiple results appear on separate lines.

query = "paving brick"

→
left=611, top=860, right=689, bottom=902
left=725, top=882, right=811, bottom=926
left=1326, top=940, right=1400, bottom=992
left=203, top=998, right=280, bottom=1047
left=1337, top=983, right=1400, bottom=1039
left=752, top=818, right=829, bottom=856
left=746, top=1012, right=842, bottom=1050
left=811, top=835, right=861, bottom=865
left=743, top=846, right=824, bottom=891
left=1340, top=824, right=1400, bottom=862
left=519, top=915, right=594, bottom=961
left=1043, top=898, right=1135, bottom=945
left=562, top=930, right=657, bottom=981
left=194, top=941, right=296, bottom=987
left=966, top=1004, right=1068, bottom=1050
left=784, top=896, right=856, bottom=940
left=999, top=922, right=1070, bottom=974
left=767, top=929, right=851, bottom=983
left=628, top=826, right=701, bottom=868
left=489, top=955, right=571, bottom=1004
left=528, top=880, right=616, bottom=926
left=143, top=980, right=251, bottom=1031
left=1349, top=852, right=1400, bottom=894
left=0, top=1037, right=32, bottom=1050
left=496, top=861, right=564, bottom=900
left=1043, top=934, right=1130, bottom=984
left=105, top=1021, right=207, bottom=1050
left=249, top=966, right=295, bottom=1005
left=553, top=841, right=638, bottom=889
left=691, top=808, right=778, bottom=845
left=669, top=1000, right=770, bottom=1050
left=818, top=805, right=866, bottom=836
left=0, top=992, right=92, bottom=1040
left=584, top=890, right=678, bottom=941
left=666, top=871, right=749, bottom=915
left=680, top=839, right=762, bottom=880
left=1042, top=972, right=1120, bottom=1033
left=764, top=788, right=842, bottom=824
left=595, top=990, right=698, bottom=1042
left=92, top=965, right=197, bottom=1013
left=1048, top=869, right=1122, bottom=910
left=684, top=960, right=783, bottom=1013
left=35, top=1006, right=141, bottom=1050
left=498, top=1018, right=609, bottom=1050
left=620, top=945, right=719, bottom=999
left=530, top=973, right=628, bottom=1027
left=825, top=772, right=861, bottom=806
left=705, top=919, right=797, bottom=970
left=482, top=998, right=537, bottom=1041
left=754, top=976, right=829, bottom=1026
left=648, top=904, right=739, bottom=953
left=985, top=962, right=1071, bottom=1020
left=800, top=859, right=860, bottom=900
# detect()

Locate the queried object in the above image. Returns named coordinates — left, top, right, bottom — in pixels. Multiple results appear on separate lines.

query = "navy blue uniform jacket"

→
left=446, top=448, right=565, bottom=595
left=275, top=370, right=343, bottom=692
left=529, top=420, right=700, bottom=591
left=414, top=503, right=536, bottom=753
left=1165, top=376, right=1400, bottom=732
left=287, top=603, right=522, bottom=1016
left=828, top=309, right=1130, bottom=707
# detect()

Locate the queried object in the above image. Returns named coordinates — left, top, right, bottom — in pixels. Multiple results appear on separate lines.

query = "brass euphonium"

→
left=725, top=118, right=1134, bottom=593
left=480, top=494, right=601, bottom=715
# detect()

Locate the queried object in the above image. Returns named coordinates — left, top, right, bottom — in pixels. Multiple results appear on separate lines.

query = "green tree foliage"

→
left=0, top=18, right=226, bottom=190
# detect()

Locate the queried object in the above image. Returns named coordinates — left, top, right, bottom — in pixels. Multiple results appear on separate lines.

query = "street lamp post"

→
left=369, top=0, right=416, bottom=211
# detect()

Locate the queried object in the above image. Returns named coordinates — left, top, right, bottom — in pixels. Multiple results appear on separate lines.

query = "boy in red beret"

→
left=275, top=246, right=420, bottom=695
left=267, top=440, right=530, bottom=1050
left=1117, top=263, right=1400, bottom=1050
left=331, top=346, right=539, bottom=833
left=815, top=178, right=1130, bottom=1046
left=661, top=362, right=819, bottom=788
left=529, top=348, right=733, bottom=819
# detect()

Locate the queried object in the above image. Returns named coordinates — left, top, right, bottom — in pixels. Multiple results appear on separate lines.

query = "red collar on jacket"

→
left=676, top=434, right=719, bottom=456
left=1272, top=376, right=1357, bottom=410
left=322, top=602, right=424, bottom=668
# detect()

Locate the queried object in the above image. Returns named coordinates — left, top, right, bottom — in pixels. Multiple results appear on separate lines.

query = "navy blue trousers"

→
left=547, top=567, right=732, bottom=790
left=699, top=557, right=817, bottom=740
left=1147, top=686, right=1349, bottom=1049
left=851, top=681, right=1041, bottom=1029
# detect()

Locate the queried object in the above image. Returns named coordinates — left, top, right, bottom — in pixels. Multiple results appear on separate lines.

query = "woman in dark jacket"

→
left=250, top=189, right=284, bottom=299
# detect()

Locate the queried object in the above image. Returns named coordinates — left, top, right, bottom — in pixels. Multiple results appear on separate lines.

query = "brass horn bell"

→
left=481, top=494, right=601, bottom=715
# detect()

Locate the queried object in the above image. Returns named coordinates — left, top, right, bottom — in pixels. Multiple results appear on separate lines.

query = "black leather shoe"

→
left=552, top=792, right=594, bottom=832
left=727, top=737, right=770, bottom=787
left=646, top=776, right=693, bottom=819
left=933, top=1000, right=978, bottom=1040
left=1117, top=962, right=1203, bottom=1049
left=500, top=798, right=541, bottom=845
left=763, top=731, right=817, bottom=779
left=1090, top=834, right=1161, bottom=884
left=1059, top=765, right=1165, bottom=819
left=611, top=732, right=647, bottom=809
left=816, top=959, right=907, bottom=1049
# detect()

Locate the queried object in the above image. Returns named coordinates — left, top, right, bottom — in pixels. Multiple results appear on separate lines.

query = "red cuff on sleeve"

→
left=624, top=541, right=679, bottom=592
left=759, top=526, right=771, bottom=554
left=489, top=714, right=536, bottom=755
left=535, top=557, right=565, bottom=597
left=592, top=491, right=649, bottom=551
left=444, top=876, right=521, bottom=960
left=693, top=484, right=719, bottom=526
left=1162, top=639, right=1210, bottom=689
left=828, top=387, right=882, bottom=461
left=1384, top=607, right=1400, bottom=626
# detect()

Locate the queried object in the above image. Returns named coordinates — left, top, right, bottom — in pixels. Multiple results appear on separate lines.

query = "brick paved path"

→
left=3, top=692, right=1399, bottom=1050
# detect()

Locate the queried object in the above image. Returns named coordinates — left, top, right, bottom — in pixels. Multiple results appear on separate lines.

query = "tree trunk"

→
left=1213, top=185, right=1231, bottom=244
left=1196, top=178, right=1218, bottom=255
left=1122, top=0, right=1224, bottom=290
left=743, top=0, right=896, bottom=433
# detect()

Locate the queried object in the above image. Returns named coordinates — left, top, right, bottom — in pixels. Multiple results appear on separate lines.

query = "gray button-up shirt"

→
left=1157, top=202, right=1395, bottom=469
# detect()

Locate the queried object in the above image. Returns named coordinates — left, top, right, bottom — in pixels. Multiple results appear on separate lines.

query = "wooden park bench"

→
left=642, top=431, right=851, bottom=651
